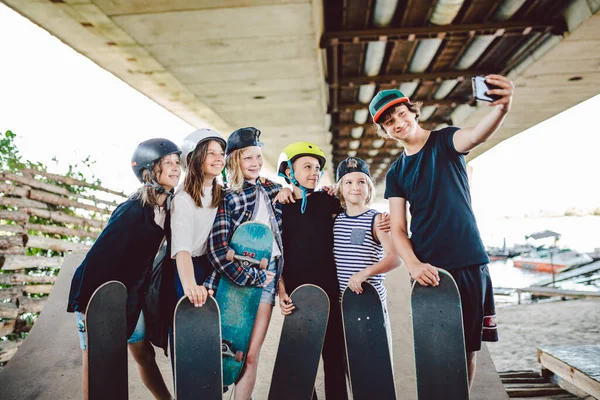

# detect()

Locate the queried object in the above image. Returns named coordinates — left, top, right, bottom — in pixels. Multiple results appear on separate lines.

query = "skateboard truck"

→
left=226, top=250, right=268, bottom=270
left=222, top=340, right=244, bottom=363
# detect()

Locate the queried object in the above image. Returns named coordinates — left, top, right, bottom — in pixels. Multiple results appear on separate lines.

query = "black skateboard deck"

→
left=342, top=282, right=396, bottom=399
left=268, top=284, right=329, bottom=400
left=174, top=296, right=222, bottom=399
left=411, top=269, right=469, bottom=400
left=85, top=280, right=128, bottom=400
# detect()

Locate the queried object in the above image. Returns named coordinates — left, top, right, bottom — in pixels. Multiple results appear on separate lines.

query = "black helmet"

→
left=131, top=138, right=181, bottom=182
left=336, top=157, right=371, bottom=182
left=226, top=127, right=263, bottom=156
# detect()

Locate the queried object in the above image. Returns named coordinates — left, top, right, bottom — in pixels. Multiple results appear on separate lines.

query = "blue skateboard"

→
left=216, top=221, right=273, bottom=386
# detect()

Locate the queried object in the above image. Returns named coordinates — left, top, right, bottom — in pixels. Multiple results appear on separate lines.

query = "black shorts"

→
left=449, top=264, right=498, bottom=352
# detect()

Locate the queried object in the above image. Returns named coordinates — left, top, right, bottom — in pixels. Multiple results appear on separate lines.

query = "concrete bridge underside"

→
left=2, top=0, right=599, bottom=182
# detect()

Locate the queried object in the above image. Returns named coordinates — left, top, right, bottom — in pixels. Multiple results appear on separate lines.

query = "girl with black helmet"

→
left=333, top=157, right=401, bottom=358
left=67, top=138, right=181, bottom=400
left=207, top=127, right=290, bottom=399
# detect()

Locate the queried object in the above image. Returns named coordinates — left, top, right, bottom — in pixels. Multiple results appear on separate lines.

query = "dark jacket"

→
left=67, top=196, right=165, bottom=336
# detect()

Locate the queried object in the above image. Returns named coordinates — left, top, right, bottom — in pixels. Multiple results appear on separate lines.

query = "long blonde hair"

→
left=184, top=140, right=224, bottom=208
left=225, top=148, right=247, bottom=193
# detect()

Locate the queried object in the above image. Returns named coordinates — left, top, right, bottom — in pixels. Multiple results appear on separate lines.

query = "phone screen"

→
left=472, top=76, right=501, bottom=102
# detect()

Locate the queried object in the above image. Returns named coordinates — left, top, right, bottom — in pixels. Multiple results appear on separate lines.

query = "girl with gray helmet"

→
left=67, top=138, right=181, bottom=400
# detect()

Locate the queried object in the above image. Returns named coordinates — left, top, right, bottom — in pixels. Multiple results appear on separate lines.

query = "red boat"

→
left=512, top=249, right=593, bottom=273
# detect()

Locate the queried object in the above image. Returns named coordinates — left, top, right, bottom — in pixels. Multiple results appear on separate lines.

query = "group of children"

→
left=66, top=74, right=514, bottom=399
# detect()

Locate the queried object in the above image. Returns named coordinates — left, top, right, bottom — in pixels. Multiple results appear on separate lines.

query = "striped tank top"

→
left=333, top=209, right=386, bottom=302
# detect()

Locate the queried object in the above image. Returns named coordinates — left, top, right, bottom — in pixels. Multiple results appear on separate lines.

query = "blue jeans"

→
left=260, top=258, right=278, bottom=305
left=75, top=310, right=145, bottom=350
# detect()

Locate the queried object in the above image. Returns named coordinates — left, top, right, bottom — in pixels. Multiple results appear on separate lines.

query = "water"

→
left=478, top=215, right=600, bottom=253
left=478, top=216, right=600, bottom=305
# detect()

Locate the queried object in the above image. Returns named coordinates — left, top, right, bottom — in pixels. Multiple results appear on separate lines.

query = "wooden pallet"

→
left=500, top=370, right=592, bottom=399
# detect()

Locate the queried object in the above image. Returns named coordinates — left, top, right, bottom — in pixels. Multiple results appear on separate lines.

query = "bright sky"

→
left=1, top=3, right=599, bottom=217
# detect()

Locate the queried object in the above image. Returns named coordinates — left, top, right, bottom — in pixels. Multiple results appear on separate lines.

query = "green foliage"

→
left=1, top=130, right=105, bottom=255
left=0, top=130, right=25, bottom=171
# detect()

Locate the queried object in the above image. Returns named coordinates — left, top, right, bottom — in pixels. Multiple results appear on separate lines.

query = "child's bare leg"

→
left=82, top=350, right=89, bottom=400
left=234, top=303, right=273, bottom=400
left=128, top=340, right=173, bottom=400
left=467, top=351, right=477, bottom=390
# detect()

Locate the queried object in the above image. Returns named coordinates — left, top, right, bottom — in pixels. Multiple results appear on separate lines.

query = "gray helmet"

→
left=180, top=128, right=226, bottom=171
left=131, top=138, right=181, bottom=183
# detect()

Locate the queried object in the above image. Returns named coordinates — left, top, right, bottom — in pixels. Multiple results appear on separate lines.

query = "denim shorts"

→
left=260, top=258, right=278, bottom=306
left=75, top=310, right=145, bottom=350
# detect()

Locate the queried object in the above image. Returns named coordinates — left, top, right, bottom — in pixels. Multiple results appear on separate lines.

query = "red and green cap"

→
left=369, top=89, right=409, bottom=123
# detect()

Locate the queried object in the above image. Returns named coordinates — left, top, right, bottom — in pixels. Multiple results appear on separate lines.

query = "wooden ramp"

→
left=1, top=255, right=509, bottom=399
left=499, top=370, right=586, bottom=399
left=0, top=252, right=174, bottom=399
left=516, top=287, right=600, bottom=304
left=534, top=261, right=600, bottom=287
left=538, top=345, right=600, bottom=399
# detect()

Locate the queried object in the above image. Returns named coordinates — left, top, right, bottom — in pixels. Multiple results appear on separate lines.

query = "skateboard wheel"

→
left=259, top=258, right=268, bottom=269
left=235, top=350, right=244, bottom=363
left=226, top=249, right=235, bottom=262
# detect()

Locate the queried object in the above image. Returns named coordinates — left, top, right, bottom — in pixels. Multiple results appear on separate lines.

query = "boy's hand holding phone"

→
left=472, top=74, right=514, bottom=113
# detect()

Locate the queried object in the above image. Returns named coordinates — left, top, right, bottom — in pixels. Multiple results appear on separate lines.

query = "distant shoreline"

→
left=501, top=211, right=600, bottom=219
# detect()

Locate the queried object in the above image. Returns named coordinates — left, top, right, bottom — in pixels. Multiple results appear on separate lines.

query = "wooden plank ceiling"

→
left=321, top=0, right=570, bottom=185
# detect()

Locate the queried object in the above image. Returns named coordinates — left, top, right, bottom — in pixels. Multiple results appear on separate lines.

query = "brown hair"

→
left=374, top=101, right=423, bottom=138
left=183, top=139, right=224, bottom=208
left=335, top=172, right=376, bottom=209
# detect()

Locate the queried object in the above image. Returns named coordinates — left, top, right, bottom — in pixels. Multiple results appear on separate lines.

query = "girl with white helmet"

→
left=171, top=128, right=227, bottom=308
left=67, top=138, right=181, bottom=400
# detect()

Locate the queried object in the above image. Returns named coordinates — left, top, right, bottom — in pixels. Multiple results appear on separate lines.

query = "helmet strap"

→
left=285, top=160, right=322, bottom=214
left=144, top=181, right=175, bottom=210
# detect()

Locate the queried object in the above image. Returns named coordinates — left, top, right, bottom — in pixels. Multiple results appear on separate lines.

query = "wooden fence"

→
left=0, top=168, right=126, bottom=363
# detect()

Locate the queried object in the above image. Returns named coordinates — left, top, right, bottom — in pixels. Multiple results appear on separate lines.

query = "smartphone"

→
left=472, top=76, right=501, bottom=102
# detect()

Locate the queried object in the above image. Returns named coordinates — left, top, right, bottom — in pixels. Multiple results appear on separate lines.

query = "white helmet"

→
left=180, top=128, right=226, bottom=171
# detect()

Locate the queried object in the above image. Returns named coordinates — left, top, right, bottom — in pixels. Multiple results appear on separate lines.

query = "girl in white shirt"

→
left=171, top=128, right=226, bottom=306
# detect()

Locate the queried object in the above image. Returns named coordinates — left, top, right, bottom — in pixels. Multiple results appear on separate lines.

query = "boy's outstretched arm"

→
left=388, top=198, right=439, bottom=286
left=453, top=74, right=514, bottom=154
left=347, top=214, right=401, bottom=294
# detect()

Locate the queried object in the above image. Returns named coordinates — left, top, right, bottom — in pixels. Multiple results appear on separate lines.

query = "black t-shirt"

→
left=281, top=191, right=343, bottom=296
left=384, top=127, right=489, bottom=270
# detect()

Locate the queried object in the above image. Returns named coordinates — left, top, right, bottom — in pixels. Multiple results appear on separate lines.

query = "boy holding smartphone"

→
left=370, top=74, right=513, bottom=389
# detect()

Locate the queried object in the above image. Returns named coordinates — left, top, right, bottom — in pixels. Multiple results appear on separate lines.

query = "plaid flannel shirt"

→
left=206, top=178, right=283, bottom=292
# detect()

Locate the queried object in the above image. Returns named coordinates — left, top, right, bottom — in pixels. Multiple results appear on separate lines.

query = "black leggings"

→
left=314, top=298, right=348, bottom=400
